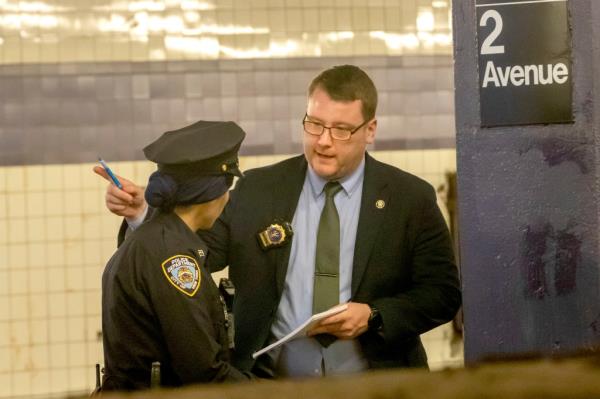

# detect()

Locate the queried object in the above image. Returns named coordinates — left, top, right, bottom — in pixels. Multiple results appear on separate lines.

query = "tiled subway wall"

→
left=0, top=0, right=452, bottom=64
left=0, top=150, right=460, bottom=398
left=0, top=55, right=455, bottom=166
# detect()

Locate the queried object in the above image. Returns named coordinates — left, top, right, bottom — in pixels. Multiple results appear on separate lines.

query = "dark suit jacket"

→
left=201, top=153, right=461, bottom=373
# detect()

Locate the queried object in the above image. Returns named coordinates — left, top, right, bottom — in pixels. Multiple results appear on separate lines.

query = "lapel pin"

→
left=197, top=249, right=206, bottom=257
left=375, top=200, right=385, bottom=209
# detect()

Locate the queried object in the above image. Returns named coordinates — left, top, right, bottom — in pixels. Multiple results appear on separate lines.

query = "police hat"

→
left=143, top=120, right=245, bottom=178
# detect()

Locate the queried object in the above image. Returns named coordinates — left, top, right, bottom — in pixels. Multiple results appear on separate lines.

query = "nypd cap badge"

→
left=161, top=255, right=201, bottom=297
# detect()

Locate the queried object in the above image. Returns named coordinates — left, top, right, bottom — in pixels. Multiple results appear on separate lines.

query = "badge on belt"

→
left=257, top=221, right=293, bottom=250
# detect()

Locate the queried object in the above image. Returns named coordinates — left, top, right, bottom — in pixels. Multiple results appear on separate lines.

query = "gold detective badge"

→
left=257, top=222, right=293, bottom=250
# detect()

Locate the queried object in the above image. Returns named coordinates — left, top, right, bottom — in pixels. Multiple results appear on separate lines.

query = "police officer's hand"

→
left=93, top=166, right=147, bottom=219
left=307, top=302, right=371, bottom=340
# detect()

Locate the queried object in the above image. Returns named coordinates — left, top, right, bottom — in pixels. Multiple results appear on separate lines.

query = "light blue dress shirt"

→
left=267, top=158, right=369, bottom=377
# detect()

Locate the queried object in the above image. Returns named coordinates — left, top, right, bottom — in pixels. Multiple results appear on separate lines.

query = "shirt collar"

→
left=307, top=156, right=365, bottom=199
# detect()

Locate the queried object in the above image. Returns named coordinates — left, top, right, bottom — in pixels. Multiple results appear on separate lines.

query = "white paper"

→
left=252, top=303, right=348, bottom=359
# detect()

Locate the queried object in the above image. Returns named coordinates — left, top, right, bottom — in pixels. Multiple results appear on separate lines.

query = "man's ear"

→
left=365, top=119, right=377, bottom=144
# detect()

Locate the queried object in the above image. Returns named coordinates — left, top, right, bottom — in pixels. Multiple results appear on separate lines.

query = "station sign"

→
left=476, top=0, right=573, bottom=127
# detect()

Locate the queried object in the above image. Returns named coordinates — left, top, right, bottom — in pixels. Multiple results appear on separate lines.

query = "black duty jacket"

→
left=104, top=211, right=250, bottom=390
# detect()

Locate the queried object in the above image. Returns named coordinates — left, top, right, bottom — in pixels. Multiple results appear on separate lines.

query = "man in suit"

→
left=95, top=65, right=461, bottom=378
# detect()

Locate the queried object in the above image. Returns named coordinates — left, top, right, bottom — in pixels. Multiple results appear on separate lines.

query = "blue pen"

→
left=98, top=158, right=123, bottom=189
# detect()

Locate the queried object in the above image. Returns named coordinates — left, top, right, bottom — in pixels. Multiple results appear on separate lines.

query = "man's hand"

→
left=307, top=302, right=371, bottom=340
left=93, top=166, right=147, bottom=219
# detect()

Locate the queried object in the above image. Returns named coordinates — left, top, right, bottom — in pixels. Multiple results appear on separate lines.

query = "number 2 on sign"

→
left=480, top=9, right=505, bottom=55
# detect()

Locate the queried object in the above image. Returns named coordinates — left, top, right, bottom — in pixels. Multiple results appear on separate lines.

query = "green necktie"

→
left=313, top=182, right=343, bottom=346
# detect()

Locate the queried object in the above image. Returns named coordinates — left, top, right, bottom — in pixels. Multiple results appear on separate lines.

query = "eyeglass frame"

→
left=302, top=113, right=371, bottom=141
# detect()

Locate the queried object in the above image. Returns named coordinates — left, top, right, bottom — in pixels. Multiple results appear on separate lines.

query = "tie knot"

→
left=324, top=181, right=343, bottom=198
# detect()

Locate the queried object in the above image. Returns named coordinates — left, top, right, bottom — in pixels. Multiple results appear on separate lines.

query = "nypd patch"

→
left=161, top=255, right=201, bottom=297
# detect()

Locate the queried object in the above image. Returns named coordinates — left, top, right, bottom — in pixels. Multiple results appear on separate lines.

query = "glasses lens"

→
left=330, top=128, right=352, bottom=140
left=303, top=120, right=322, bottom=135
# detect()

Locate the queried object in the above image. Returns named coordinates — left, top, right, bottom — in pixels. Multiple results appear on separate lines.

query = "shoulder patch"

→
left=161, top=255, right=201, bottom=297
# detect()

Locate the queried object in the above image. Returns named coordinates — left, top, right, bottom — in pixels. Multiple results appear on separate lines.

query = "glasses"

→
left=302, top=113, right=369, bottom=141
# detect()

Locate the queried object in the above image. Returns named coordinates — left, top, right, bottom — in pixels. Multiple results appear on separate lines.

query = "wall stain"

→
left=591, top=313, right=600, bottom=338
left=555, top=230, right=582, bottom=295
left=521, top=222, right=581, bottom=299
left=521, top=224, right=552, bottom=299
left=520, top=137, right=591, bottom=174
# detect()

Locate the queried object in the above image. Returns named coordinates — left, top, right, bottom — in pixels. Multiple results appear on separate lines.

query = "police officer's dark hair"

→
left=307, top=65, right=378, bottom=121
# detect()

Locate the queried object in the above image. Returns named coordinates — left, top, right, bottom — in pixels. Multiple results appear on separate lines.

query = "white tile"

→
left=84, top=265, right=103, bottom=291
left=85, top=316, right=102, bottom=342
left=68, top=366, right=90, bottom=393
left=68, top=342, right=87, bottom=367
left=285, top=9, right=304, bottom=32
left=83, top=241, right=102, bottom=264
left=31, top=319, right=49, bottom=345
left=48, top=293, right=67, bottom=318
left=46, top=242, right=65, bottom=267
left=28, top=243, right=47, bottom=270
left=67, top=317, right=86, bottom=342
left=64, top=190, right=83, bottom=216
left=30, top=294, right=49, bottom=319
left=26, top=217, right=47, bottom=242
left=82, top=189, right=105, bottom=216
left=49, top=368, right=69, bottom=393
left=0, top=347, right=10, bottom=373
left=0, top=193, right=6, bottom=219
left=10, top=269, right=29, bottom=295
left=30, top=344, right=49, bottom=369
left=66, top=266, right=84, bottom=292
left=82, top=214, right=101, bottom=241
left=45, top=216, right=65, bottom=241
left=49, top=318, right=67, bottom=344
left=63, top=241, right=85, bottom=267
left=47, top=267, right=66, bottom=293
left=64, top=216, right=83, bottom=241
left=0, top=296, right=9, bottom=321
left=81, top=163, right=101, bottom=190
left=10, top=294, right=30, bottom=320
left=44, top=191, right=65, bottom=216
left=114, top=162, right=135, bottom=182
left=8, top=193, right=26, bottom=218
left=8, top=218, right=26, bottom=244
left=66, top=292, right=85, bottom=317
left=0, top=269, right=7, bottom=293
left=134, top=161, right=155, bottom=184
left=31, top=369, right=51, bottom=396
left=25, top=165, right=45, bottom=192
left=0, top=321, right=9, bottom=347
left=62, top=165, right=83, bottom=191
left=0, top=222, right=5, bottom=247
left=10, top=320, right=29, bottom=346
left=85, top=291, right=101, bottom=317
left=26, top=192, right=46, bottom=217
left=87, top=341, right=103, bottom=367
left=43, top=165, right=64, bottom=191
left=11, top=371, right=32, bottom=396
left=49, top=343, right=69, bottom=368
left=6, top=167, right=25, bottom=193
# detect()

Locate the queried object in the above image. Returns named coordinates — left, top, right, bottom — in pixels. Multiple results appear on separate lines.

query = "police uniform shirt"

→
left=102, top=210, right=248, bottom=390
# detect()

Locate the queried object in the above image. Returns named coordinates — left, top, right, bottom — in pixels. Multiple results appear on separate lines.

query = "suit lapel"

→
left=352, top=153, right=389, bottom=296
left=273, top=156, right=307, bottom=297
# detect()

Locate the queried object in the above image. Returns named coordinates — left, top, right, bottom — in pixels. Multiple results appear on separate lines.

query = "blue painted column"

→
left=453, top=1, right=600, bottom=364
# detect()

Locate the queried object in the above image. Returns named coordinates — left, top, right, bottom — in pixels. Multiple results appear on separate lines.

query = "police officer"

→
left=101, top=121, right=253, bottom=391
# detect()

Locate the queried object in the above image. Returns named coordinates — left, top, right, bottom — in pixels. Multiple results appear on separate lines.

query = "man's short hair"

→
left=308, top=65, right=378, bottom=121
